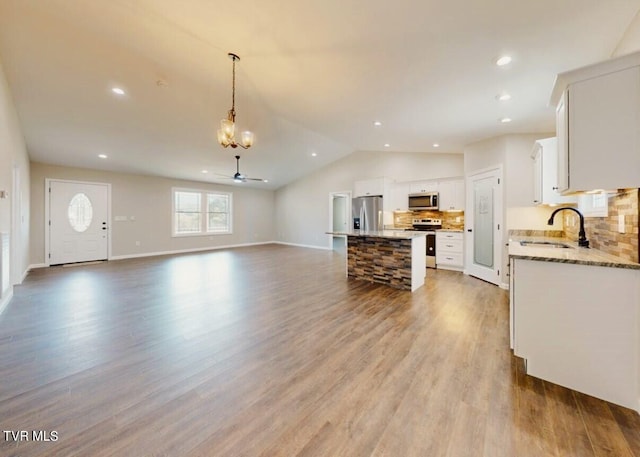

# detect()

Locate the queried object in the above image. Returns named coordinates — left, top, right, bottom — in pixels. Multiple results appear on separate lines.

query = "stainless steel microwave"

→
left=408, top=192, right=439, bottom=210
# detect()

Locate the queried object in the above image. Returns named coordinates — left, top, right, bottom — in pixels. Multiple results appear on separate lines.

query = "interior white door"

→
left=465, top=168, right=502, bottom=285
left=49, top=181, right=109, bottom=265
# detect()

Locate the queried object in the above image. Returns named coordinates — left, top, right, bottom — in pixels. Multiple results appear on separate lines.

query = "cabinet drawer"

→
left=437, top=231, right=463, bottom=241
left=436, top=239, right=463, bottom=253
left=436, top=252, right=463, bottom=266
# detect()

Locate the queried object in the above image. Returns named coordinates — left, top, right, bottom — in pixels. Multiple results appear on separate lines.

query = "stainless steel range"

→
left=409, top=218, right=441, bottom=269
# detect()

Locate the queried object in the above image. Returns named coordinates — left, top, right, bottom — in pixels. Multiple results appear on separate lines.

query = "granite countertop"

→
left=508, top=235, right=640, bottom=270
left=327, top=230, right=427, bottom=240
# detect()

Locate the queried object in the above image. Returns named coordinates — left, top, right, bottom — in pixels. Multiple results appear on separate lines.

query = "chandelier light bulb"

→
left=241, top=131, right=254, bottom=148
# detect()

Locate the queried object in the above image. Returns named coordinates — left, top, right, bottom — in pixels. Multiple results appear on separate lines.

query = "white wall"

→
left=0, top=55, right=30, bottom=306
left=464, top=133, right=562, bottom=286
left=30, top=162, right=276, bottom=265
left=275, top=151, right=464, bottom=247
left=613, top=11, right=640, bottom=57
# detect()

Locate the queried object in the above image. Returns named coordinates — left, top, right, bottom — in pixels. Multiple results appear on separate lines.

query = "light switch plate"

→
left=618, top=214, right=625, bottom=233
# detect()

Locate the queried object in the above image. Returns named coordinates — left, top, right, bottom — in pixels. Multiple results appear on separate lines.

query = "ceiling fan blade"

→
left=210, top=155, right=267, bottom=183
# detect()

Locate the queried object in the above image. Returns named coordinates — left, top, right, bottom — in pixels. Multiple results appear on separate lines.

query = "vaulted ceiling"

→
left=0, top=1, right=638, bottom=188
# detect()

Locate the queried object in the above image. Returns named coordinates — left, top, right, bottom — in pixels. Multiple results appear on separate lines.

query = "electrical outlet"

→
left=618, top=214, right=625, bottom=233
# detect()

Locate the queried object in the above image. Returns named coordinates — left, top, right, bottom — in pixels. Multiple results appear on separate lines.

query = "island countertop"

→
left=508, top=235, right=640, bottom=270
left=327, top=230, right=427, bottom=240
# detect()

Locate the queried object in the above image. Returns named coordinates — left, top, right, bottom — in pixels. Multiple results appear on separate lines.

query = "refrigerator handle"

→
left=361, top=205, right=366, bottom=231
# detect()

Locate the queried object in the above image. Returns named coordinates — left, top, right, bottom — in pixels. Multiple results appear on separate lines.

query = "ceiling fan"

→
left=216, top=155, right=267, bottom=183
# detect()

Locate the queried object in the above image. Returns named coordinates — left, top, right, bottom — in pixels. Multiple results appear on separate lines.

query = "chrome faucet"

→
left=547, top=207, right=590, bottom=248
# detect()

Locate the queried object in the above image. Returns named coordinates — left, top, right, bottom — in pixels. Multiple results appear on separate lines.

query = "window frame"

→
left=578, top=192, right=609, bottom=218
left=172, top=187, right=233, bottom=237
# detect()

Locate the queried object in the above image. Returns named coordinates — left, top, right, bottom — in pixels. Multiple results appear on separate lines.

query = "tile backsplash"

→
left=564, top=188, right=639, bottom=263
left=393, top=210, right=465, bottom=231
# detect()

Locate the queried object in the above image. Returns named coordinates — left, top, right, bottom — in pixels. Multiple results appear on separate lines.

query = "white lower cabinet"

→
left=436, top=231, right=464, bottom=271
left=511, top=258, right=640, bottom=412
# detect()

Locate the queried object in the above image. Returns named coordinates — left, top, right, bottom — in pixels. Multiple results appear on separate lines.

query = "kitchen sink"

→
left=519, top=241, right=571, bottom=249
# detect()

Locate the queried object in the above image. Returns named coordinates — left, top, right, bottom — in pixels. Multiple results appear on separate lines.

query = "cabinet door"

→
left=389, top=182, right=410, bottom=211
left=354, top=178, right=384, bottom=197
left=532, top=144, right=542, bottom=204
left=556, top=92, right=569, bottom=193
left=409, top=181, right=438, bottom=194
left=438, top=179, right=465, bottom=211
left=568, top=66, right=640, bottom=191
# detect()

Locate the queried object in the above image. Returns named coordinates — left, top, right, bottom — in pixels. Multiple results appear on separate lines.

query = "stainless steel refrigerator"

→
left=352, top=196, right=383, bottom=231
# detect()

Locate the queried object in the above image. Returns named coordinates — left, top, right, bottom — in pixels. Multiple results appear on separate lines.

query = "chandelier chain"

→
left=231, top=55, right=236, bottom=115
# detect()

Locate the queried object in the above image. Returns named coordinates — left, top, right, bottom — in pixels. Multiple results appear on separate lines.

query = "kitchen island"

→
left=328, top=230, right=426, bottom=292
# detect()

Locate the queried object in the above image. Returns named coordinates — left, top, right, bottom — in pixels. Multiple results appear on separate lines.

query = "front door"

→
left=465, top=168, right=502, bottom=285
left=48, top=180, right=109, bottom=265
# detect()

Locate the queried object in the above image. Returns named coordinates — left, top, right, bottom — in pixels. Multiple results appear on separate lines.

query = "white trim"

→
left=275, top=241, right=332, bottom=251
left=11, top=165, right=20, bottom=286
left=109, top=241, right=274, bottom=261
left=465, top=164, right=504, bottom=286
left=172, top=187, right=233, bottom=237
left=500, top=282, right=510, bottom=290
left=0, top=288, right=13, bottom=317
left=19, top=267, right=29, bottom=284
left=28, top=263, right=47, bottom=270
left=45, top=179, right=112, bottom=266
left=328, top=191, right=352, bottom=249
left=32, top=241, right=329, bottom=263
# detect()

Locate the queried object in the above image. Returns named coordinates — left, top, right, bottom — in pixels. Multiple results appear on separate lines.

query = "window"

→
left=578, top=192, right=608, bottom=218
left=67, top=193, right=93, bottom=232
left=173, top=188, right=232, bottom=236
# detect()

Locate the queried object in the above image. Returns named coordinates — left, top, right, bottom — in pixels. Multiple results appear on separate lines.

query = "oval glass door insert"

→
left=67, top=193, right=93, bottom=232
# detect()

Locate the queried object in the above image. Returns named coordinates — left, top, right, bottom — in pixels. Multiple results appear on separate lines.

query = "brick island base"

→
left=346, top=234, right=426, bottom=292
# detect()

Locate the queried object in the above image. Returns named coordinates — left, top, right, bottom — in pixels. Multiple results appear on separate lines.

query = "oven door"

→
left=426, top=232, right=436, bottom=268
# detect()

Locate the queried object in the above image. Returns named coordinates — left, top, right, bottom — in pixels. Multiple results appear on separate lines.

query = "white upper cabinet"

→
left=438, top=178, right=465, bottom=211
left=408, top=180, right=438, bottom=194
left=388, top=181, right=410, bottom=212
left=353, top=177, right=388, bottom=197
left=552, top=53, right=640, bottom=193
left=531, top=137, right=575, bottom=205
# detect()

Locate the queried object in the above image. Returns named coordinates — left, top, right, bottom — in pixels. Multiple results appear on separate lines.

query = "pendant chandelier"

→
left=217, top=53, right=254, bottom=149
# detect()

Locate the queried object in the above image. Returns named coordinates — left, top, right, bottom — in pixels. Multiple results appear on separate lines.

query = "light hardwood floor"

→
left=0, top=244, right=638, bottom=456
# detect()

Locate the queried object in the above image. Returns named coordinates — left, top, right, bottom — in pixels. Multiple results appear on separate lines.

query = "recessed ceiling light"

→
left=263, top=179, right=269, bottom=183
left=111, top=87, right=125, bottom=95
left=201, top=170, right=208, bottom=174
left=373, top=121, right=382, bottom=126
left=384, top=143, right=390, bottom=148
left=500, top=117, right=512, bottom=123
left=496, top=55, right=512, bottom=66
left=98, top=154, right=108, bottom=159
left=311, top=152, right=317, bottom=157
left=433, top=143, right=440, bottom=148
left=496, top=93, right=512, bottom=101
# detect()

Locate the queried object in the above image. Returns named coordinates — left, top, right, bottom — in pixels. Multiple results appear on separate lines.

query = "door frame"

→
left=45, top=178, right=112, bottom=267
left=11, top=164, right=21, bottom=285
left=327, top=191, right=352, bottom=250
left=464, top=165, right=503, bottom=286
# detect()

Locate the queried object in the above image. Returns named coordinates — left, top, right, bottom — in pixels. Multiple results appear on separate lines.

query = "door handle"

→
left=467, top=229, right=473, bottom=232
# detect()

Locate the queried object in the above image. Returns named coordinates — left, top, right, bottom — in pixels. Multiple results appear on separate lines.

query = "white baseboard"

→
left=500, top=282, right=510, bottom=290
left=0, top=287, right=13, bottom=317
left=31, top=241, right=331, bottom=269
left=19, top=267, right=32, bottom=284
left=109, top=241, right=276, bottom=261
left=274, top=241, right=332, bottom=251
